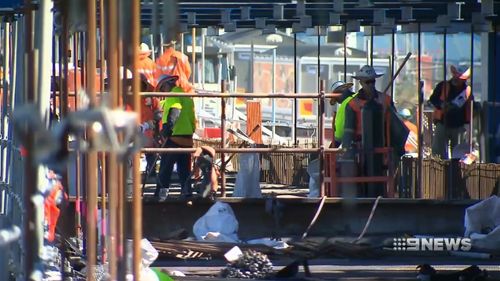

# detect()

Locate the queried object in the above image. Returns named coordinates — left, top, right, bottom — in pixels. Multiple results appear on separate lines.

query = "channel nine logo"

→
left=392, top=237, right=472, bottom=251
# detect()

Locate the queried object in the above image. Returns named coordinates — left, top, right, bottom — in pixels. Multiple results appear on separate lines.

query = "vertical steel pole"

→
left=23, top=1, right=37, bottom=277
left=391, top=27, right=395, bottom=100
left=106, top=0, right=119, bottom=278
left=99, top=0, right=107, bottom=263
left=370, top=26, right=374, bottom=66
left=469, top=24, right=474, bottom=153
left=417, top=23, right=424, bottom=199
left=293, top=33, right=297, bottom=145
left=344, top=25, right=347, bottom=80
left=132, top=0, right=142, bottom=278
left=220, top=80, right=226, bottom=196
left=191, top=27, right=196, bottom=85
left=319, top=80, right=325, bottom=197
left=86, top=0, right=98, bottom=279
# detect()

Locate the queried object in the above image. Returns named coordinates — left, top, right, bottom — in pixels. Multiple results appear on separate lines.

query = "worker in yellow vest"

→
left=329, top=81, right=355, bottom=148
left=154, top=74, right=196, bottom=201
left=429, top=65, right=473, bottom=159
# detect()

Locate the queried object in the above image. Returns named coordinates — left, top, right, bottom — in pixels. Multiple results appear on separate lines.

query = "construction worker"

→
left=342, top=65, right=391, bottom=152
left=138, top=43, right=157, bottom=89
left=155, top=40, right=193, bottom=93
left=329, top=81, right=355, bottom=148
left=399, top=108, right=418, bottom=154
left=342, top=65, right=392, bottom=197
left=154, top=74, right=196, bottom=200
left=429, top=65, right=473, bottom=159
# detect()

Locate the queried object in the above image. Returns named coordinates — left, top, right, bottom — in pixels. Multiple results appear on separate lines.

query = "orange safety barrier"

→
left=325, top=147, right=395, bottom=198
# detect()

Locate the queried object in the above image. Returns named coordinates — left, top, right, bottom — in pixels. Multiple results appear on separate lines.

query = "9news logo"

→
left=393, top=237, right=472, bottom=251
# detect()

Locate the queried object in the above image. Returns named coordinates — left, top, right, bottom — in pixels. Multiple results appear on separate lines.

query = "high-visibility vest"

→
left=432, top=81, right=472, bottom=123
left=159, top=86, right=196, bottom=136
left=155, top=47, right=193, bottom=93
left=403, top=120, right=418, bottom=153
left=138, top=54, right=157, bottom=87
left=347, top=93, right=391, bottom=140
left=334, top=93, right=358, bottom=140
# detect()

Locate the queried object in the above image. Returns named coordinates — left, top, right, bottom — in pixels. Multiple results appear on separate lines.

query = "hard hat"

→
left=140, top=43, right=152, bottom=55
left=352, top=65, right=383, bottom=80
left=450, top=65, right=470, bottom=80
left=330, top=81, right=354, bottom=93
left=399, top=108, right=412, bottom=119
left=155, top=74, right=179, bottom=92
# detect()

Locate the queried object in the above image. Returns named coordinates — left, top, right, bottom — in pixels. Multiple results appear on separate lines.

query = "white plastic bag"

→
left=307, top=159, right=320, bottom=198
left=464, top=195, right=500, bottom=251
left=193, top=202, right=239, bottom=242
left=233, top=153, right=262, bottom=198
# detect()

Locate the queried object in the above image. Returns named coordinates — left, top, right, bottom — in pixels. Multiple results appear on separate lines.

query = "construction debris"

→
left=220, top=250, right=274, bottom=279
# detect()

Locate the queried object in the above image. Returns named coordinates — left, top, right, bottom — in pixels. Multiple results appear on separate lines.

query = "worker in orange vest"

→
left=429, top=65, right=473, bottom=159
left=155, top=40, right=193, bottom=93
left=342, top=65, right=393, bottom=197
left=342, top=65, right=392, bottom=153
left=399, top=108, right=418, bottom=154
left=138, top=43, right=157, bottom=89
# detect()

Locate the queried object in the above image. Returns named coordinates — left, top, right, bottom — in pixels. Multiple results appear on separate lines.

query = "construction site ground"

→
left=152, top=257, right=500, bottom=280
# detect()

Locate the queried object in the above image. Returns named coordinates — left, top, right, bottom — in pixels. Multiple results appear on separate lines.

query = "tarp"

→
left=464, top=195, right=500, bottom=251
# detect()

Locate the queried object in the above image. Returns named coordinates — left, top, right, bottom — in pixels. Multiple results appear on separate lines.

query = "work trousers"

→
left=155, top=139, right=191, bottom=197
left=145, top=153, right=157, bottom=176
left=432, top=122, right=465, bottom=159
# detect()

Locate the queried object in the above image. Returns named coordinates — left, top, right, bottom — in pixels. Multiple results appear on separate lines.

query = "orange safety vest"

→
left=347, top=93, right=392, bottom=141
left=403, top=120, right=418, bottom=153
left=137, top=54, right=157, bottom=87
left=432, top=82, right=472, bottom=123
left=155, top=47, right=193, bottom=93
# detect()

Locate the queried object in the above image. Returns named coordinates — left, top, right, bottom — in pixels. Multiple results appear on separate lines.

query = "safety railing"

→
left=140, top=80, right=397, bottom=198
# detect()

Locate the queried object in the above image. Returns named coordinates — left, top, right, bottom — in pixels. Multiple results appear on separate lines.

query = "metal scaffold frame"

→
left=0, top=0, right=499, bottom=280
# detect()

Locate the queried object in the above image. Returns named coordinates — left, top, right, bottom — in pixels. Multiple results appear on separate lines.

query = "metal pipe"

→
left=152, top=0, right=158, bottom=57
left=98, top=0, right=107, bottom=263
left=131, top=0, right=142, bottom=278
left=469, top=24, right=474, bottom=153
left=318, top=80, right=325, bottom=197
left=417, top=22, right=423, bottom=199
left=344, top=25, right=347, bottom=81
left=220, top=80, right=226, bottom=196
left=391, top=27, right=395, bottom=100
left=1, top=21, right=9, bottom=182
left=272, top=48, right=276, bottom=140
left=201, top=28, right=205, bottom=89
left=23, top=1, right=37, bottom=277
left=370, top=26, right=374, bottom=66
left=106, top=0, right=119, bottom=278
left=99, top=0, right=105, bottom=97
left=293, top=33, right=297, bottom=145
left=86, top=0, right=98, bottom=279
left=191, top=27, right=196, bottom=85
left=140, top=92, right=343, bottom=98
left=142, top=147, right=342, bottom=153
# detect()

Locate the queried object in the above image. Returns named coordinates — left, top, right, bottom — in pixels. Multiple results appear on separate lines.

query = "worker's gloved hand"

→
left=161, top=123, right=173, bottom=138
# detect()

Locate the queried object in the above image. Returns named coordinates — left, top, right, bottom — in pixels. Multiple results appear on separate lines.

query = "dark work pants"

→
left=155, top=139, right=191, bottom=197
left=145, top=153, right=157, bottom=176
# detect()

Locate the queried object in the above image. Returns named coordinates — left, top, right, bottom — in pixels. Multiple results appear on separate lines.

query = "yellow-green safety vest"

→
left=159, top=86, right=196, bottom=136
left=334, top=93, right=358, bottom=140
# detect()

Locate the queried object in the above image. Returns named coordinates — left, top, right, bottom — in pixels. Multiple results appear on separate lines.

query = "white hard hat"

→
left=352, top=65, right=383, bottom=80
left=140, top=43, right=151, bottom=54
left=399, top=108, right=412, bottom=119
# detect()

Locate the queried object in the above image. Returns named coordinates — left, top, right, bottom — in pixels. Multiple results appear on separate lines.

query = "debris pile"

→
left=220, top=250, right=273, bottom=279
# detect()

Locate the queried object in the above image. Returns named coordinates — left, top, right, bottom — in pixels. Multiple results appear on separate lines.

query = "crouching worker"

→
left=154, top=74, right=196, bottom=201
left=187, top=146, right=219, bottom=200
